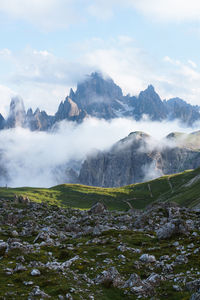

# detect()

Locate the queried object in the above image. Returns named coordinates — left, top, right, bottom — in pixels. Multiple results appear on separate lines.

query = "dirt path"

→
left=167, top=177, right=173, bottom=193
left=123, top=200, right=133, bottom=209
left=148, top=184, right=153, bottom=198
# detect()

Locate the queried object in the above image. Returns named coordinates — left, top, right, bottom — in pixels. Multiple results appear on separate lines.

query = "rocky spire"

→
left=6, top=96, right=26, bottom=128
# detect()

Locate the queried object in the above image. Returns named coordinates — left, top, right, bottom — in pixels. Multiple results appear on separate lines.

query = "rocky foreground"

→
left=0, top=197, right=200, bottom=299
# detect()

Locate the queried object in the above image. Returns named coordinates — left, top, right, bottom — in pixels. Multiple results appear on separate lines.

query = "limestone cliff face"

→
left=25, top=108, right=54, bottom=131
left=133, top=85, right=167, bottom=121
left=79, top=131, right=200, bottom=187
left=55, top=96, right=86, bottom=123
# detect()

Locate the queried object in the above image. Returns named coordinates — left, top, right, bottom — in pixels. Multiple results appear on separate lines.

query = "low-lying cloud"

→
left=0, top=117, right=198, bottom=188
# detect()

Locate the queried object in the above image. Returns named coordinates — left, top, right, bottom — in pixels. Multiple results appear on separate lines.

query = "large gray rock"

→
left=190, top=292, right=200, bottom=300
left=0, top=242, right=8, bottom=255
left=89, top=202, right=107, bottom=214
left=186, top=279, right=200, bottom=292
left=156, top=219, right=189, bottom=239
left=95, top=267, right=123, bottom=287
left=139, top=254, right=156, bottom=263
left=156, top=222, right=176, bottom=239
left=123, top=273, right=143, bottom=288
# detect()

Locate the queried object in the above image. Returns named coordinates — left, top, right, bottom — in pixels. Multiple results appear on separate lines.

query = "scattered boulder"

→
left=139, top=254, right=156, bottom=263
left=89, top=202, right=107, bottom=215
left=14, top=195, right=30, bottom=204
left=175, top=255, right=188, bottom=265
left=190, top=291, right=200, bottom=300
left=123, top=273, right=143, bottom=288
left=29, top=286, right=50, bottom=298
left=31, top=269, right=41, bottom=276
left=156, top=219, right=189, bottom=239
left=95, top=267, right=124, bottom=287
left=146, top=273, right=164, bottom=286
left=186, top=279, right=200, bottom=292
left=14, top=263, right=27, bottom=273
left=0, top=242, right=8, bottom=255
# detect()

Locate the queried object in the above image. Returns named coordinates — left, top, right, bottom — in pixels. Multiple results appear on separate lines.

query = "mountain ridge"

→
left=1, top=72, right=200, bottom=131
left=78, top=130, right=200, bottom=187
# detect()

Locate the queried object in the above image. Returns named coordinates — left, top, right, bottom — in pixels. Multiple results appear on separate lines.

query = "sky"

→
left=0, top=0, right=200, bottom=116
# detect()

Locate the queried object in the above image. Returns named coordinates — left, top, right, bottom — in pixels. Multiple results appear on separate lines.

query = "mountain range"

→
left=1, top=72, right=200, bottom=130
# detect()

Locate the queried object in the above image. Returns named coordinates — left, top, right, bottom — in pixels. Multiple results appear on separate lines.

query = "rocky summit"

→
left=79, top=131, right=200, bottom=187
left=1, top=72, right=200, bottom=131
left=0, top=196, right=199, bottom=299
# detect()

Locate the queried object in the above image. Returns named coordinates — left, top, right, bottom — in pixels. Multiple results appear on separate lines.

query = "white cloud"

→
left=188, top=60, right=197, bottom=68
left=14, top=83, right=69, bottom=115
left=11, top=48, right=91, bottom=86
left=0, top=85, right=15, bottom=117
left=88, top=0, right=200, bottom=23
left=0, top=117, right=196, bottom=187
left=82, top=37, right=157, bottom=96
left=1, top=0, right=200, bottom=31
left=128, top=0, right=200, bottom=22
left=0, top=0, right=81, bottom=30
left=162, top=56, right=200, bottom=104
left=0, top=47, right=93, bottom=115
left=87, top=3, right=114, bottom=20
left=0, top=49, right=11, bottom=56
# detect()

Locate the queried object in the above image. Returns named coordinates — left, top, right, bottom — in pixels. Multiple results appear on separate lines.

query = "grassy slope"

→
left=0, top=167, right=200, bottom=210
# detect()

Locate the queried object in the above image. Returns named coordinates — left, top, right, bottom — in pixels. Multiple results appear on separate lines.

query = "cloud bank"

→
left=128, top=0, right=200, bottom=22
left=0, top=0, right=80, bottom=30
left=0, top=117, right=197, bottom=188
left=1, top=0, right=200, bottom=30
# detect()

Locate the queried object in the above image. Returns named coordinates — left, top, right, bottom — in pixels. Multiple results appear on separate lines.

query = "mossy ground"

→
left=0, top=168, right=199, bottom=298
left=0, top=225, right=199, bottom=299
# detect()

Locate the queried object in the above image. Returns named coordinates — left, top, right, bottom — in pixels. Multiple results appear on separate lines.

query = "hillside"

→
left=0, top=179, right=199, bottom=299
left=1, top=166, right=200, bottom=210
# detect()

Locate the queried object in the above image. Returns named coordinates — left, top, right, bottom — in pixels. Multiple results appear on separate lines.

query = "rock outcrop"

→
left=79, top=131, right=200, bottom=187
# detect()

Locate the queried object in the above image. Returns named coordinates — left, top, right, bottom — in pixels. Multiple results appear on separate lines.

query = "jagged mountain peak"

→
left=89, top=71, right=104, bottom=79
left=1, top=72, right=200, bottom=131
left=34, top=108, right=40, bottom=115
left=75, top=71, right=123, bottom=104
left=139, top=85, right=160, bottom=99
left=27, top=108, right=33, bottom=116
left=147, top=84, right=155, bottom=92
left=86, top=71, right=111, bottom=82
left=128, top=131, right=150, bottom=139
left=9, top=96, right=25, bottom=115
left=69, top=88, right=75, bottom=100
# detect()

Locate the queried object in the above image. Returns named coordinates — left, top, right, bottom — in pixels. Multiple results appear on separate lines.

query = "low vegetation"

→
left=0, top=167, right=200, bottom=210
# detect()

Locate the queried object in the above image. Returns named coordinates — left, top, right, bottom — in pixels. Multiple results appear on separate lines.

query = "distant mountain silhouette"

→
left=2, top=72, right=200, bottom=130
